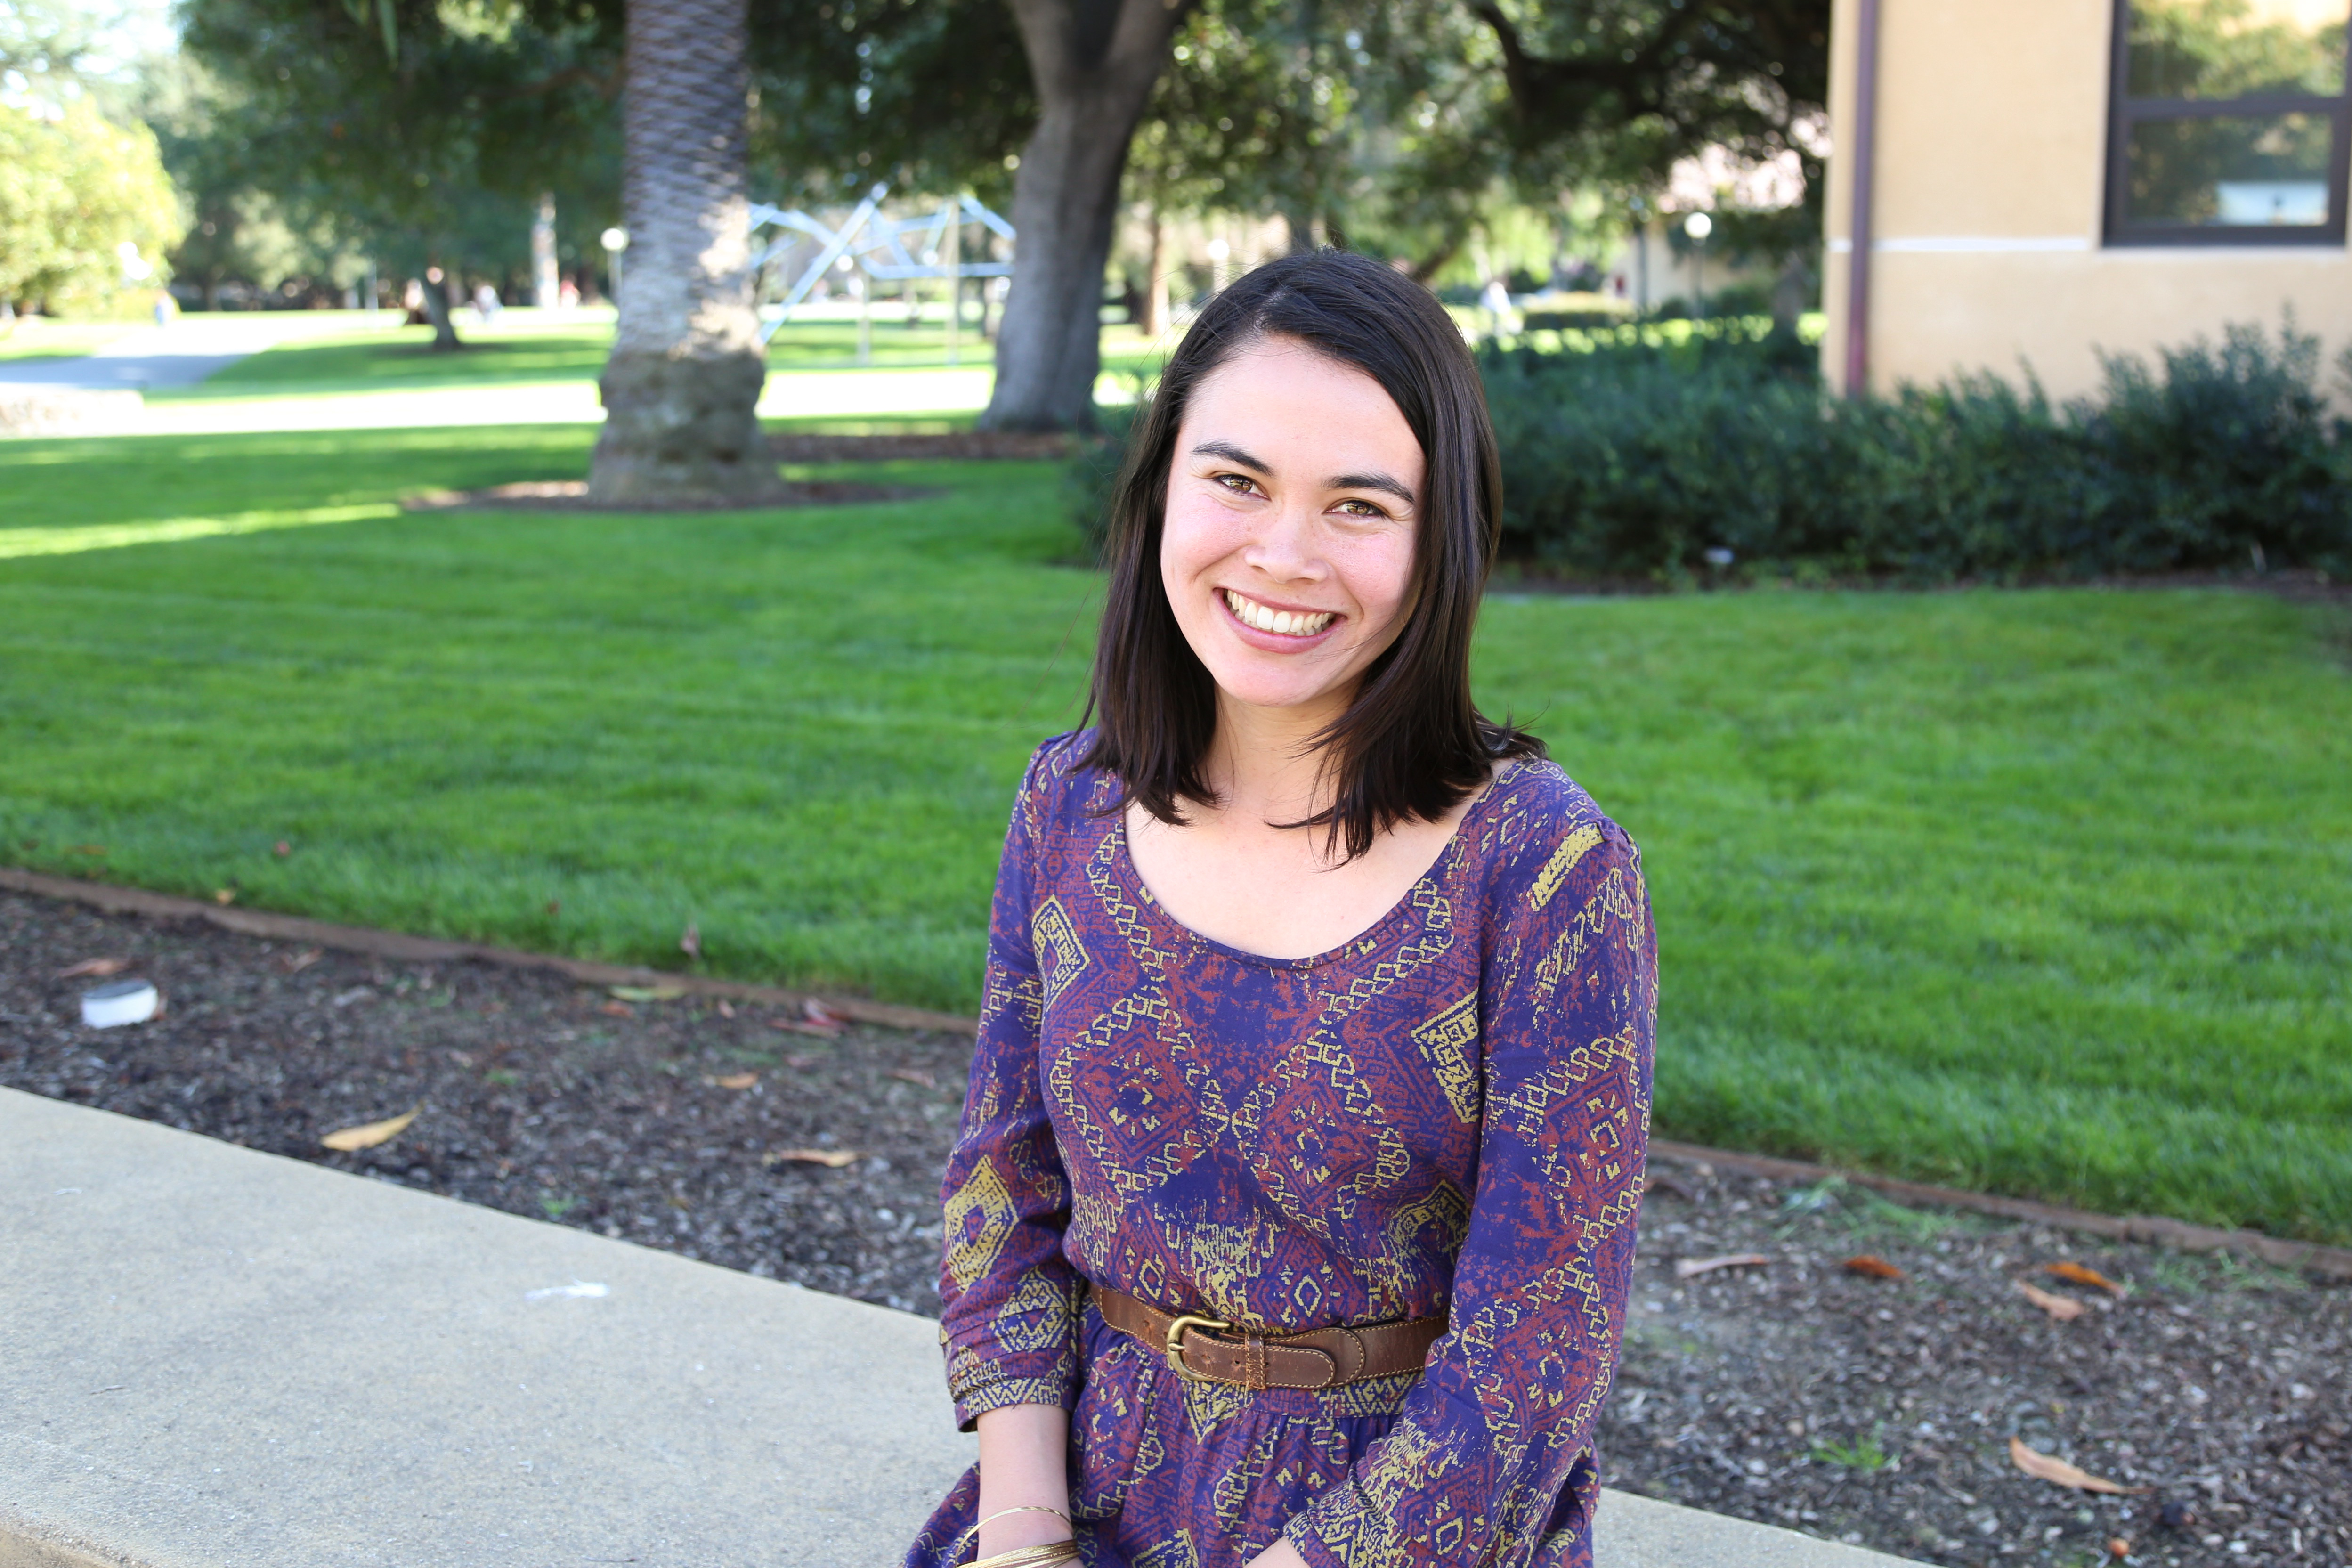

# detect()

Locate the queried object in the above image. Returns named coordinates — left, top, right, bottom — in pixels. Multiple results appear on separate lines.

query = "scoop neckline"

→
left=1106, top=757, right=1527, bottom=972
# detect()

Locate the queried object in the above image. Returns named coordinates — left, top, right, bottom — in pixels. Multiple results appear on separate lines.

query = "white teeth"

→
left=1224, top=590, right=1331, bottom=638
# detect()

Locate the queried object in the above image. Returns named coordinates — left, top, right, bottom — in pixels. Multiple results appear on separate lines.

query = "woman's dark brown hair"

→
left=1080, top=248, right=1543, bottom=860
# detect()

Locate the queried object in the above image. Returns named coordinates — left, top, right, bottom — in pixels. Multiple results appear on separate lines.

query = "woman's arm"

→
left=1278, top=814, right=1658, bottom=1566
left=937, top=748, right=1084, bottom=1427
left=974, top=1404, right=1076, bottom=1555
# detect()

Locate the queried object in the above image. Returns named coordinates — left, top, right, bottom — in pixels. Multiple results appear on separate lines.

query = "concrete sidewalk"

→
left=0, top=1088, right=1923, bottom=1568
left=0, top=317, right=401, bottom=393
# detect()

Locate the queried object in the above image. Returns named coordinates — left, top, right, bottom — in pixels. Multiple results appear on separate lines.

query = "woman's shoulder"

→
left=1011, top=727, right=1119, bottom=837
left=1471, top=756, right=1640, bottom=906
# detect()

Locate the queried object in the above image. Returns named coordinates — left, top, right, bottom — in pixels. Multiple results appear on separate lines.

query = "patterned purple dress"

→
left=909, top=732, right=1656, bottom=1568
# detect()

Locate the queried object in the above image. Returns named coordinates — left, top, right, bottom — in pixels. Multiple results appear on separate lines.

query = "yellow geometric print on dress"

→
left=1527, top=822, right=1603, bottom=911
left=1409, top=992, right=1483, bottom=1123
left=1133, top=1532, right=1201, bottom=1568
left=1032, top=895, right=1090, bottom=1011
left=941, top=1159, right=1022, bottom=1292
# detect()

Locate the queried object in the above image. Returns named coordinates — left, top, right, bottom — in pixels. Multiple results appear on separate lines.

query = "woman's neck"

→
left=1201, top=689, right=1352, bottom=829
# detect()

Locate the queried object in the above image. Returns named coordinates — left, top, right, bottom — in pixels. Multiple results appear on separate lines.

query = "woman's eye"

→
left=1335, top=498, right=1386, bottom=518
left=1215, top=473, right=1260, bottom=495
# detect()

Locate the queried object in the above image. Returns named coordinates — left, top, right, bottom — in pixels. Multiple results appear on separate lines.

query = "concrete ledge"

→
left=0, top=1088, right=1923, bottom=1568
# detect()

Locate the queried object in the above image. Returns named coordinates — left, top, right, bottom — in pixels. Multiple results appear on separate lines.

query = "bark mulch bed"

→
left=400, top=478, right=937, bottom=513
left=2, top=888, right=2344, bottom=1568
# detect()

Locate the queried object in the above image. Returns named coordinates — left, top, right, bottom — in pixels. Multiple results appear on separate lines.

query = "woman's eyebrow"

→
left=1191, top=439, right=1269, bottom=471
left=1328, top=470, right=1416, bottom=505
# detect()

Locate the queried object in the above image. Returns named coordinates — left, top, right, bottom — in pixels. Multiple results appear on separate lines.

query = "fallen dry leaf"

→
left=1842, top=1255, right=1905, bottom=1280
left=887, top=1067, right=938, bottom=1090
left=608, top=983, right=684, bottom=1003
left=803, top=999, right=848, bottom=1029
left=212, top=889, right=236, bottom=906
left=281, top=946, right=323, bottom=975
left=763, top=1147, right=858, bottom=1168
left=2008, top=1437, right=2142, bottom=1494
left=69, top=844, right=106, bottom=856
left=321, top=1106, right=420, bottom=1152
left=769, top=1017, right=839, bottom=1038
left=1675, top=1252, right=1770, bottom=1279
left=2046, top=1261, right=2127, bottom=1296
left=599, top=1000, right=633, bottom=1018
left=716, top=999, right=736, bottom=1019
left=55, top=957, right=130, bottom=980
left=679, top=921, right=701, bottom=960
left=2018, top=1280, right=2086, bottom=1322
left=708, top=1071, right=759, bottom=1090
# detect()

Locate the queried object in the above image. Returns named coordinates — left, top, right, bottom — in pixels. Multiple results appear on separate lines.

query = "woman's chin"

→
left=1205, top=667, right=1358, bottom=717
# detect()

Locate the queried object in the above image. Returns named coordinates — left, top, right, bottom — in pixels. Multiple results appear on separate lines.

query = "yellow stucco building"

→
left=1823, top=0, right=2352, bottom=398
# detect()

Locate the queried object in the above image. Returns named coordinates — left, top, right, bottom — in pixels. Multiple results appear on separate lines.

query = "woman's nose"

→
left=1242, top=504, right=1323, bottom=581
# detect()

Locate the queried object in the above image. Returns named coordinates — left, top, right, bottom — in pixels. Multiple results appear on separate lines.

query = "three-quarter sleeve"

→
left=935, top=747, right=1086, bottom=1430
left=1283, top=814, right=1658, bottom=1568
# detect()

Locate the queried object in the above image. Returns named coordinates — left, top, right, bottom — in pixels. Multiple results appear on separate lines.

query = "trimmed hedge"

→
left=1073, top=318, right=2352, bottom=582
left=1484, top=318, right=2352, bottom=582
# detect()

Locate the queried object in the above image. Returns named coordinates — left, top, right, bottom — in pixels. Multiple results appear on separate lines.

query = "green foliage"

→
left=0, top=95, right=184, bottom=313
left=1484, top=318, right=2352, bottom=581
left=1070, top=397, right=1143, bottom=563
left=1809, top=1429, right=1890, bottom=1471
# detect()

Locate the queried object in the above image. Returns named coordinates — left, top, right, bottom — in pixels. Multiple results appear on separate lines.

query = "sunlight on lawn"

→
left=0, top=503, right=400, bottom=560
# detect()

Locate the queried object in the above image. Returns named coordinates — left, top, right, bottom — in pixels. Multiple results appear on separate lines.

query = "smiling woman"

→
left=912, top=253, right=1658, bottom=1568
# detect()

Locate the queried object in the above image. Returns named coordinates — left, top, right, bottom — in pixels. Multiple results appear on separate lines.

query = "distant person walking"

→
left=908, top=251, right=1656, bottom=1568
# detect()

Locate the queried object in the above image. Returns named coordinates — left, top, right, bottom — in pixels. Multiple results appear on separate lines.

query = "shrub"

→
left=1068, top=398, right=1141, bottom=564
left=1481, top=317, right=2352, bottom=582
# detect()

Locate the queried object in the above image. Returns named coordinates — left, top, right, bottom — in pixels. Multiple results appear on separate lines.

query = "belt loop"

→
left=1243, top=1330, right=1266, bottom=1391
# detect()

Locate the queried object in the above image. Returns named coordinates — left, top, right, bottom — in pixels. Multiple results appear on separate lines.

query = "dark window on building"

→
left=2106, top=0, right=2352, bottom=244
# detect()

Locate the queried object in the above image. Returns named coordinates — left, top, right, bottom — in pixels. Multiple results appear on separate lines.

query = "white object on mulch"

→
left=81, top=979, right=159, bottom=1028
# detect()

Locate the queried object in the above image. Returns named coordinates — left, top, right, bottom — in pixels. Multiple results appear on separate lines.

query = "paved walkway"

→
left=0, top=316, right=395, bottom=393
left=0, top=1088, right=1923, bottom=1568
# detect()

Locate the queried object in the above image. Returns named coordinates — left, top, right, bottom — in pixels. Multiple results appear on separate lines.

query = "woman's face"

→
left=1160, top=336, right=1424, bottom=723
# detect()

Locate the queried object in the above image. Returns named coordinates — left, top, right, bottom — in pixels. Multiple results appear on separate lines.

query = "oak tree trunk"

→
left=981, top=0, right=1184, bottom=433
left=589, top=0, right=769, bottom=503
left=418, top=271, right=463, bottom=350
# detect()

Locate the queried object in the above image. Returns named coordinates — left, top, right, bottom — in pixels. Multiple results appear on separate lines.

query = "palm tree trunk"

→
left=589, top=0, right=769, bottom=503
left=980, top=0, right=1184, bottom=433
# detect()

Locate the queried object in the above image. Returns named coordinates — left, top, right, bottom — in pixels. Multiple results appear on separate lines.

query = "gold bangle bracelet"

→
left=969, top=1544, right=1080, bottom=1568
left=975, top=1504, right=1073, bottom=1533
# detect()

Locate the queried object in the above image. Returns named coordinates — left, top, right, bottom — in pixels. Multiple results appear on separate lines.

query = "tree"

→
left=980, top=0, right=1191, bottom=432
left=0, top=96, right=185, bottom=315
left=177, top=0, right=622, bottom=344
left=589, top=0, right=770, bottom=501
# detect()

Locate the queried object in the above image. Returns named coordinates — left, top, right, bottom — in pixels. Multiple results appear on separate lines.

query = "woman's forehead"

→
left=1180, top=339, right=1422, bottom=474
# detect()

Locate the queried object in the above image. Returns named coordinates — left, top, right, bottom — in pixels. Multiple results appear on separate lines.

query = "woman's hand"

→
left=1242, top=1537, right=1311, bottom=1568
left=973, top=1403, right=1075, bottom=1555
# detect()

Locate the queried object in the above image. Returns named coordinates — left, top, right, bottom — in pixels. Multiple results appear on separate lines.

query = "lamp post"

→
left=600, top=227, right=628, bottom=309
left=1683, top=211, right=1712, bottom=319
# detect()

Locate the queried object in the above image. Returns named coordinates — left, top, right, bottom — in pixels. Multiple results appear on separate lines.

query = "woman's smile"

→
left=1218, top=588, right=1339, bottom=641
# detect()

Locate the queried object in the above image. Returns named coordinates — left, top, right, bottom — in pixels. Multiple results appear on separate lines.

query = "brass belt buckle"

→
left=1162, top=1313, right=1232, bottom=1382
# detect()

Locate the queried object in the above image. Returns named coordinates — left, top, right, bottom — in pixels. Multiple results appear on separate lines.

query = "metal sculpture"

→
left=748, top=185, right=1014, bottom=360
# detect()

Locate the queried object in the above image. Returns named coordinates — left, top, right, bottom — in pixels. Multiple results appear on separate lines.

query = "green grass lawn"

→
left=0, top=319, right=148, bottom=361
left=2, top=424, right=2347, bottom=1243
left=160, top=314, right=1170, bottom=400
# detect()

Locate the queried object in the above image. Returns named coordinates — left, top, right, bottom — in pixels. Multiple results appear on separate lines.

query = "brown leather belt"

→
left=1093, top=1285, right=1445, bottom=1392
